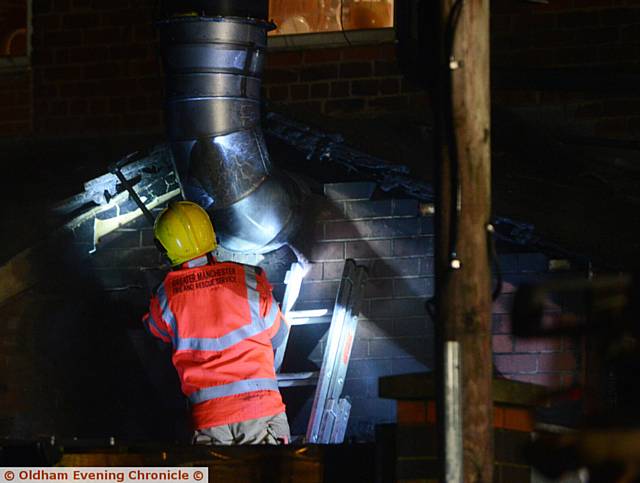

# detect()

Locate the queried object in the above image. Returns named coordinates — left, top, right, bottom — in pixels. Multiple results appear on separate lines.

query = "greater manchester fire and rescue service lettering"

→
left=171, top=267, right=237, bottom=294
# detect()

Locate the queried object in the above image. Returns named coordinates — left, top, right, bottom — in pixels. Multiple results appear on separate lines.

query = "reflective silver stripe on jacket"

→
left=175, top=265, right=268, bottom=352
left=185, top=255, right=209, bottom=268
left=263, top=296, right=279, bottom=330
left=157, top=283, right=178, bottom=344
left=188, top=377, right=280, bottom=404
left=146, top=313, right=170, bottom=339
left=270, top=318, right=288, bottom=350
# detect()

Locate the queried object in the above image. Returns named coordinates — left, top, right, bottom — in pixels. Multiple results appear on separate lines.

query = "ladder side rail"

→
left=306, top=260, right=357, bottom=443
left=325, top=266, right=367, bottom=402
left=317, top=266, right=367, bottom=443
left=274, top=262, right=305, bottom=373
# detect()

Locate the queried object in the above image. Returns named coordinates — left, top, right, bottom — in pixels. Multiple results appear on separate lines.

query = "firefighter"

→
left=143, top=201, right=290, bottom=445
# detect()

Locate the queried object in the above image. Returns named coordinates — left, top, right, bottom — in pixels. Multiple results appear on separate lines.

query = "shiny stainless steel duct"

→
left=157, top=14, right=302, bottom=253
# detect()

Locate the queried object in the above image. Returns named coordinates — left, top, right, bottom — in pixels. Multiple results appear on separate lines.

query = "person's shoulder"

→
left=216, top=260, right=264, bottom=275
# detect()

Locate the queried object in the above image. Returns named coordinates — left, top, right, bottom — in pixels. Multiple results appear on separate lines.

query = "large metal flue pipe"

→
left=158, top=5, right=302, bottom=253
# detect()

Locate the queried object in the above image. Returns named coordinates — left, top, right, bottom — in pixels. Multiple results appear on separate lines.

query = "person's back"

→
left=143, top=201, right=290, bottom=445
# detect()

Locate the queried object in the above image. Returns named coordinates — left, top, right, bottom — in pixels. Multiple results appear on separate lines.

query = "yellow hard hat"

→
left=154, top=201, right=217, bottom=266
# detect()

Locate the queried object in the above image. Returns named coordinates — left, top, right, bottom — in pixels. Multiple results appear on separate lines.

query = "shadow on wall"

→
left=0, top=215, right=188, bottom=443
left=266, top=186, right=435, bottom=440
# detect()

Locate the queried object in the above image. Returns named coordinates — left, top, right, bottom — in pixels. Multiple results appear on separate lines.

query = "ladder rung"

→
left=277, top=372, right=319, bottom=387
left=288, top=309, right=329, bottom=319
left=289, top=316, right=332, bottom=326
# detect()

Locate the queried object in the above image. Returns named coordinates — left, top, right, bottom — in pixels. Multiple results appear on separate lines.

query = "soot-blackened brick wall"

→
left=0, top=180, right=581, bottom=441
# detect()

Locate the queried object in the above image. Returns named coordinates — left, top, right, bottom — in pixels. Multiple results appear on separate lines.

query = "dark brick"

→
left=324, top=98, right=366, bottom=114
left=518, top=253, right=548, bottom=272
left=268, top=84, right=289, bottom=101
left=339, top=62, right=372, bottom=78
left=309, top=242, right=344, bottom=261
left=140, top=228, right=155, bottom=247
left=266, top=51, right=303, bottom=67
left=374, top=60, right=401, bottom=76
left=300, top=64, right=338, bottom=82
left=322, top=261, right=345, bottom=280
left=356, top=318, right=394, bottom=339
left=494, top=354, right=537, bottom=374
left=420, top=256, right=435, bottom=276
left=492, top=314, right=512, bottom=334
left=290, top=84, right=309, bottom=100
left=351, top=79, right=379, bottom=96
left=344, top=199, right=392, bottom=218
left=343, top=378, right=377, bottom=398
left=420, top=216, right=434, bottom=234
left=600, top=8, right=640, bottom=26
left=324, top=182, right=375, bottom=200
left=498, top=254, right=519, bottom=273
left=391, top=357, right=431, bottom=375
left=346, top=359, right=394, bottom=379
left=305, top=262, right=323, bottom=281
left=330, top=81, right=350, bottom=97
left=492, top=293, right=514, bottom=315
left=392, top=199, right=419, bottom=216
left=393, top=317, right=432, bottom=337
left=368, top=95, right=409, bottom=110
left=345, top=240, right=393, bottom=259
left=350, top=398, right=395, bottom=422
left=299, top=281, right=340, bottom=301
left=263, top=68, right=298, bottom=84
left=98, top=229, right=140, bottom=249
left=369, top=336, right=432, bottom=359
left=493, top=335, right=513, bottom=353
left=316, top=201, right=346, bottom=221
left=62, top=12, right=97, bottom=29
left=350, top=338, right=370, bottom=359
left=90, top=247, right=161, bottom=269
left=393, top=237, right=434, bottom=256
left=303, top=48, right=341, bottom=63
left=370, top=298, right=426, bottom=317
left=514, top=337, right=561, bottom=353
left=538, top=352, right=577, bottom=371
left=365, top=278, right=394, bottom=298
left=394, top=277, right=434, bottom=298
left=379, top=78, right=400, bottom=95
left=94, top=268, right=145, bottom=289
left=309, top=83, right=329, bottom=98
left=325, top=219, right=420, bottom=240
left=370, top=258, right=422, bottom=278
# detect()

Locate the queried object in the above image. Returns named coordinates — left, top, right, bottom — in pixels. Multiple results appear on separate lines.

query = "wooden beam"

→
left=433, top=1, right=493, bottom=481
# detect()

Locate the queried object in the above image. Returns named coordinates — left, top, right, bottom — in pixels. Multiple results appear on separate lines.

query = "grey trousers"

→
left=192, top=412, right=291, bottom=445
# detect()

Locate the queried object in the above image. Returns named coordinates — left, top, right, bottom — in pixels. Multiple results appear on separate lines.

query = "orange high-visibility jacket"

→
left=142, top=254, right=289, bottom=429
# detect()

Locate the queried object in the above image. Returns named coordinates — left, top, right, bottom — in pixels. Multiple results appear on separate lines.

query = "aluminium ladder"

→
left=275, top=259, right=368, bottom=444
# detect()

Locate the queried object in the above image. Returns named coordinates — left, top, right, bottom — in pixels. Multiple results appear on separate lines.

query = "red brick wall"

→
left=492, top=259, right=581, bottom=388
left=30, top=0, right=163, bottom=136
left=0, top=70, right=31, bottom=136
left=263, top=44, right=427, bottom=116
left=1, top=1, right=638, bottom=139
left=491, top=0, right=640, bottom=139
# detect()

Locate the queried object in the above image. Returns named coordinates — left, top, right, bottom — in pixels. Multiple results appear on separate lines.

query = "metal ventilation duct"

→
left=157, top=7, right=302, bottom=253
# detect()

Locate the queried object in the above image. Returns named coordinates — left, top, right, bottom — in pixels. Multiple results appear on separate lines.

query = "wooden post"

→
left=433, top=1, right=493, bottom=482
